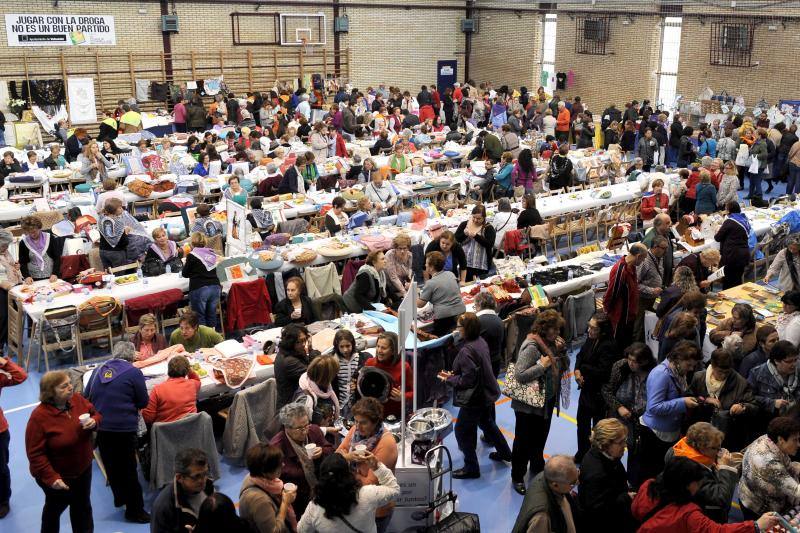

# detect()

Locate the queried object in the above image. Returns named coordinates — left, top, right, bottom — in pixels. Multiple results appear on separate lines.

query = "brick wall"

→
left=552, top=15, right=662, bottom=114
left=469, top=7, right=540, bottom=90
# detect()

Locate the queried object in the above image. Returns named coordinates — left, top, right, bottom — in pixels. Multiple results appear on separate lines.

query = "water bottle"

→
left=194, top=349, right=203, bottom=363
left=479, top=282, right=487, bottom=293
left=165, top=263, right=172, bottom=274
left=567, top=269, right=574, bottom=281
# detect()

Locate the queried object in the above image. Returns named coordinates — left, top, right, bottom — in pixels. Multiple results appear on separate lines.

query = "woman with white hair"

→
left=492, top=198, right=519, bottom=249
left=0, top=229, right=23, bottom=349
left=84, top=341, right=149, bottom=523
left=764, top=234, right=800, bottom=292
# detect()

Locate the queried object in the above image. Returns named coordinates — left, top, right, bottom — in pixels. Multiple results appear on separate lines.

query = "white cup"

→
left=284, top=482, right=297, bottom=493
left=78, top=413, right=90, bottom=426
left=305, top=443, right=317, bottom=455
left=354, top=444, right=367, bottom=456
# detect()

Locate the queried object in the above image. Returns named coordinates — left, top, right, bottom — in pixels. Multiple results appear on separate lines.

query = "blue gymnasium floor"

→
left=1, top=177, right=783, bottom=532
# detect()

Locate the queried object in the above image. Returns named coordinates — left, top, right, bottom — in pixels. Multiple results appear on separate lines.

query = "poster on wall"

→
left=67, top=78, right=97, bottom=124
left=5, top=14, right=116, bottom=47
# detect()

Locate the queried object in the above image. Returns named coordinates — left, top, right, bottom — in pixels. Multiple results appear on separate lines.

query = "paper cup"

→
left=305, top=443, right=317, bottom=455
left=78, top=413, right=90, bottom=426
left=284, top=482, right=297, bottom=493
left=355, top=444, right=367, bottom=456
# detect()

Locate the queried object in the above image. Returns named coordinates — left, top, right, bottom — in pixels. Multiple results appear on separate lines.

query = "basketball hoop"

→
left=300, top=37, right=314, bottom=56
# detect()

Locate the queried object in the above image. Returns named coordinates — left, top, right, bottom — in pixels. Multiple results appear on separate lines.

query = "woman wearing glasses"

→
left=269, top=403, right=333, bottom=517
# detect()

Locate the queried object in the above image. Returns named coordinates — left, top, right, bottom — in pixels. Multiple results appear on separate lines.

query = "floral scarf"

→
left=190, top=247, right=218, bottom=271
left=286, top=434, right=317, bottom=489
left=349, top=424, right=385, bottom=453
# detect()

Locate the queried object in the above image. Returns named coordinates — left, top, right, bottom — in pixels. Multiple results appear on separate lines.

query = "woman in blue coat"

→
left=694, top=171, right=718, bottom=215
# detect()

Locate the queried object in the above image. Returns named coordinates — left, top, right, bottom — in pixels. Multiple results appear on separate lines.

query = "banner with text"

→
left=5, top=14, right=116, bottom=47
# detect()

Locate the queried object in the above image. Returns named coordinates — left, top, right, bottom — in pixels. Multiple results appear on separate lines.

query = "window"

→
left=710, top=21, right=755, bottom=67
left=541, top=14, right=557, bottom=94
left=657, top=17, right=682, bottom=113
left=575, top=15, right=610, bottom=55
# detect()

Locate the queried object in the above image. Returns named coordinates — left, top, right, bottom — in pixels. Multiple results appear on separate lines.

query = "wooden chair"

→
left=109, top=261, right=140, bottom=276
left=7, top=296, right=24, bottom=363
left=77, top=298, right=122, bottom=363
left=36, top=305, right=81, bottom=371
left=565, top=184, right=584, bottom=193
left=308, top=214, right=326, bottom=234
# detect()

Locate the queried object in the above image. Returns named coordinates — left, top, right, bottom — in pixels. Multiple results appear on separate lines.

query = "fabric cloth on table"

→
left=149, top=411, right=220, bottom=490
left=303, top=263, right=341, bottom=299
left=563, top=289, right=595, bottom=343
left=59, top=254, right=90, bottom=283
left=341, top=259, right=365, bottom=293
left=135, top=79, right=151, bottom=102
left=124, top=288, right=185, bottom=328
left=222, top=378, right=277, bottom=464
left=225, top=278, right=273, bottom=332
left=277, top=218, right=308, bottom=236
left=150, top=82, right=169, bottom=101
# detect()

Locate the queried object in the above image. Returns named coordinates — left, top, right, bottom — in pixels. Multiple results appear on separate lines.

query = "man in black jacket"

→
left=417, top=85, right=432, bottom=107
left=151, top=449, right=214, bottom=533
left=474, top=292, right=505, bottom=377
left=0, top=152, right=22, bottom=186
left=512, top=455, right=579, bottom=533
left=668, top=112, right=685, bottom=167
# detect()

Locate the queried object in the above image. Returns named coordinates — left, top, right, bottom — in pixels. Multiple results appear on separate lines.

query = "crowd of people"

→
left=0, top=77, right=799, bottom=533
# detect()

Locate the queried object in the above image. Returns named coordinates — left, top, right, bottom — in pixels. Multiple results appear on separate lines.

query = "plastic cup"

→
left=284, top=482, right=297, bottom=493
left=78, top=413, right=90, bottom=426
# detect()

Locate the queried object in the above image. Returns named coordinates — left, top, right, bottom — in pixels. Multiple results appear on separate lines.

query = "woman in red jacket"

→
left=632, top=457, right=777, bottom=533
left=25, top=370, right=102, bottom=533
left=363, top=332, right=413, bottom=419
left=640, top=178, right=671, bottom=221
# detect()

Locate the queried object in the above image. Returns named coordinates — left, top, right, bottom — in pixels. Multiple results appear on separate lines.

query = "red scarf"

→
left=248, top=475, right=298, bottom=531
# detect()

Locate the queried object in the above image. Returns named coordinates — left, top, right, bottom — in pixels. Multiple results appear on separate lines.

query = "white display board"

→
left=5, top=14, right=116, bottom=47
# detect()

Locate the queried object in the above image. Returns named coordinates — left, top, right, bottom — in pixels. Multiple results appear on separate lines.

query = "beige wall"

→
left=469, top=8, right=540, bottom=90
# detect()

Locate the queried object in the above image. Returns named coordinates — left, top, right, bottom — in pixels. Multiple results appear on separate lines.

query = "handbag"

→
left=748, top=155, right=760, bottom=174
left=78, top=296, right=121, bottom=327
left=502, top=361, right=545, bottom=408
left=424, top=511, right=481, bottom=533
left=41, top=305, right=78, bottom=349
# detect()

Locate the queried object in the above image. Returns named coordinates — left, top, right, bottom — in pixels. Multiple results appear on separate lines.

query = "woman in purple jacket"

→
left=439, top=312, right=512, bottom=479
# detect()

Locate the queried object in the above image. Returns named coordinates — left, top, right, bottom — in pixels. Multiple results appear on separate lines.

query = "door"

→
left=436, top=60, right=457, bottom=92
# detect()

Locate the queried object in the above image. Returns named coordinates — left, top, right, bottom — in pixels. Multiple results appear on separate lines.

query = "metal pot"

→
left=406, top=418, right=436, bottom=441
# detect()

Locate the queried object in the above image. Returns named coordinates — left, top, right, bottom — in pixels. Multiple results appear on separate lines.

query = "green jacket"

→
left=169, top=325, right=223, bottom=353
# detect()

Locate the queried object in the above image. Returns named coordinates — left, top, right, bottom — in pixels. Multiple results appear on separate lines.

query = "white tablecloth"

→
left=536, top=181, right=641, bottom=218
left=13, top=273, right=190, bottom=323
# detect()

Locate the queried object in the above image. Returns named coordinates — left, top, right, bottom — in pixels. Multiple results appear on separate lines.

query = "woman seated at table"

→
left=169, top=310, right=223, bottom=352
left=273, top=277, right=317, bottom=327
left=223, top=175, right=248, bottom=207
left=246, top=197, right=275, bottom=239
left=516, top=194, right=543, bottom=231
left=385, top=234, right=413, bottom=303
left=676, top=249, right=720, bottom=294
left=640, top=178, right=670, bottom=222
left=364, top=167, right=397, bottom=216
left=336, top=397, right=399, bottom=531
left=764, top=234, right=800, bottom=292
left=455, top=204, right=496, bottom=282
left=143, top=227, right=183, bottom=276
left=78, top=140, right=113, bottom=181
left=388, top=143, right=411, bottom=174
left=300, top=152, right=320, bottom=188
left=43, top=144, right=67, bottom=170
left=94, top=178, right=125, bottom=212
left=739, top=416, right=800, bottom=518
left=325, top=197, right=349, bottom=236
left=141, top=354, right=200, bottom=425
left=132, top=313, right=168, bottom=363
left=98, top=198, right=152, bottom=270
left=18, top=216, right=59, bottom=283
left=709, top=303, right=757, bottom=366
left=363, top=332, right=413, bottom=419
left=100, top=139, right=127, bottom=165
left=418, top=251, right=467, bottom=337
left=193, top=153, right=212, bottom=177
left=343, top=250, right=389, bottom=313
left=269, top=402, right=334, bottom=517
left=348, top=196, right=377, bottom=230
left=424, top=230, right=467, bottom=285
left=348, top=155, right=376, bottom=184
left=21, top=150, right=45, bottom=172
left=190, top=203, right=224, bottom=237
